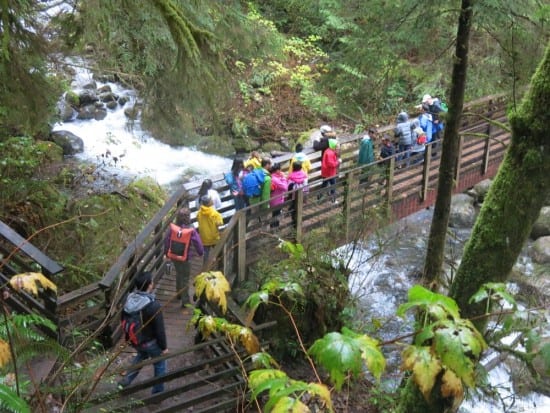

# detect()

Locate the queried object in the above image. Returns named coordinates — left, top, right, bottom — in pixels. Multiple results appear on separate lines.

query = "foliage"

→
left=471, top=283, right=550, bottom=383
left=0, top=384, right=30, bottom=413
left=0, top=1, right=61, bottom=138
left=194, top=271, right=231, bottom=314
left=249, top=369, right=333, bottom=413
left=247, top=237, right=351, bottom=358
left=9, top=272, right=57, bottom=297
left=397, top=285, right=487, bottom=401
left=309, top=327, right=385, bottom=390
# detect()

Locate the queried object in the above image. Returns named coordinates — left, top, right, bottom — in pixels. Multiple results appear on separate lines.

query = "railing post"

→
left=482, top=103, right=493, bottom=175
left=421, top=145, right=432, bottom=202
left=237, top=211, right=247, bottom=283
left=386, top=157, right=395, bottom=204
left=344, top=170, right=355, bottom=242
left=295, top=189, right=304, bottom=243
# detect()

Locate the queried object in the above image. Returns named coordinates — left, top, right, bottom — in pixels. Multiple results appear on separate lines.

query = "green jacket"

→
left=358, top=136, right=374, bottom=165
left=249, top=168, right=272, bottom=209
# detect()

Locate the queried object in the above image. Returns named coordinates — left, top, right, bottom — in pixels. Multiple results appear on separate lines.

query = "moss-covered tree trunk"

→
left=423, top=0, right=473, bottom=287
left=450, top=41, right=550, bottom=322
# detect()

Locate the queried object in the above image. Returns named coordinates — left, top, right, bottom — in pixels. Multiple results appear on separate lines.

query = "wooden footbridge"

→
left=0, top=95, right=511, bottom=412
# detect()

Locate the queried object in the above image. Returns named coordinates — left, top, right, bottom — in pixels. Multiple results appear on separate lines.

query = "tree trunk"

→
left=398, top=2, right=474, bottom=411
left=423, top=1, right=473, bottom=286
left=450, top=41, right=550, bottom=322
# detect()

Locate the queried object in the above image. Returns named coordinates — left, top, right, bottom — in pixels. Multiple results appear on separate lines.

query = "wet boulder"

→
left=50, top=130, right=84, bottom=155
left=531, top=206, right=550, bottom=240
left=531, top=236, right=550, bottom=264
left=449, top=193, right=477, bottom=228
left=472, top=179, right=492, bottom=204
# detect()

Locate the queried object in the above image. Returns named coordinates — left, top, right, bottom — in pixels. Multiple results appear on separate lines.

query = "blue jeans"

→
left=120, top=340, right=166, bottom=394
left=321, top=177, right=336, bottom=200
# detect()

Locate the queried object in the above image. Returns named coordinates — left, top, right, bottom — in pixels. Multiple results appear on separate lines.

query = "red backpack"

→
left=166, top=223, right=193, bottom=261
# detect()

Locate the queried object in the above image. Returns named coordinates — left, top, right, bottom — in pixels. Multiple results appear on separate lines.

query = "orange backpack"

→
left=166, top=223, right=193, bottom=261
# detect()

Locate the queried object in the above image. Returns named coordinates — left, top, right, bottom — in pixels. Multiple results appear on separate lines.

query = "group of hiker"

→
left=118, top=93, right=446, bottom=394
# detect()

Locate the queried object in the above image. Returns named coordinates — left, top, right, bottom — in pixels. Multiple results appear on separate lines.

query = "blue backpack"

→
left=242, top=169, right=265, bottom=198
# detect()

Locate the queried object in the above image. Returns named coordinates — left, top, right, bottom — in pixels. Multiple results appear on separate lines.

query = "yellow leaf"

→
left=272, top=396, right=310, bottom=413
left=402, top=346, right=441, bottom=400
left=0, top=339, right=11, bottom=368
left=9, top=272, right=57, bottom=297
left=194, top=271, right=230, bottom=314
left=441, top=369, right=464, bottom=400
left=239, top=328, right=260, bottom=354
left=307, top=382, right=333, bottom=411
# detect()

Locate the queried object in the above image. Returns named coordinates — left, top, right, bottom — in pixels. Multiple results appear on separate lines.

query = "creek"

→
left=340, top=208, right=549, bottom=412
left=52, top=63, right=232, bottom=193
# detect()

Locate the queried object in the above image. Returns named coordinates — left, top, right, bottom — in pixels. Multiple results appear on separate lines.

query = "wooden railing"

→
left=25, top=93, right=508, bottom=347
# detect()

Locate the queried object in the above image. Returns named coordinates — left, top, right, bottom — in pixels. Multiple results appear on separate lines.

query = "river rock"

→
left=530, top=236, right=550, bottom=264
left=449, top=193, right=477, bottom=228
left=531, top=206, right=550, bottom=240
left=50, top=130, right=84, bottom=155
left=77, top=104, right=106, bottom=120
left=124, top=105, right=140, bottom=120
left=57, top=100, right=76, bottom=122
left=78, top=89, right=98, bottom=105
left=472, top=179, right=492, bottom=203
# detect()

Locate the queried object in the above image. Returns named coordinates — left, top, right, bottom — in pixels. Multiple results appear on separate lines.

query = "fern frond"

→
left=0, top=384, right=30, bottom=413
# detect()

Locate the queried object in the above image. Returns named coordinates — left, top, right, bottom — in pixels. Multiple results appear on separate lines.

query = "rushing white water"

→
left=340, top=209, right=550, bottom=412
left=52, top=65, right=232, bottom=190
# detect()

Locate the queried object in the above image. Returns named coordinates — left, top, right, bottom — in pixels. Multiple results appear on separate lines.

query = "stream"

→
left=52, top=62, right=232, bottom=192
left=340, top=208, right=549, bottom=412
left=53, top=69, right=548, bottom=412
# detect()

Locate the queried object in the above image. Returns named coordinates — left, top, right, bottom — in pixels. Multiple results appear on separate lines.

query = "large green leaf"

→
left=433, top=324, right=480, bottom=387
left=342, top=328, right=386, bottom=381
left=397, top=285, right=460, bottom=321
left=249, top=369, right=288, bottom=399
left=309, top=332, right=363, bottom=390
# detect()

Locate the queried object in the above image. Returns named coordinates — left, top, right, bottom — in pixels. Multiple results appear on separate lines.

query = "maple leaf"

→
left=433, top=320, right=486, bottom=388
left=9, top=272, right=57, bottom=297
left=193, top=271, right=230, bottom=314
left=309, top=332, right=363, bottom=390
left=271, top=396, right=309, bottom=413
left=440, top=369, right=464, bottom=399
left=402, top=345, right=442, bottom=399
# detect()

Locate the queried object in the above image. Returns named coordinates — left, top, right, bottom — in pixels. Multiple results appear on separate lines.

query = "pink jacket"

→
left=270, top=172, right=288, bottom=208
left=288, top=170, right=309, bottom=192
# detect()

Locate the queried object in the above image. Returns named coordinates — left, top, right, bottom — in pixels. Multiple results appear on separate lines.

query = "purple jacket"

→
left=164, top=225, right=204, bottom=259
left=270, top=172, right=288, bottom=208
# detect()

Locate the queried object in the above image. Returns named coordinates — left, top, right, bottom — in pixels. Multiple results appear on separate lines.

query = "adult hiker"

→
left=197, top=195, right=224, bottom=267
left=118, top=271, right=168, bottom=394
left=246, top=157, right=272, bottom=209
left=164, top=208, right=204, bottom=307
left=320, top=138, right=340, bottom=204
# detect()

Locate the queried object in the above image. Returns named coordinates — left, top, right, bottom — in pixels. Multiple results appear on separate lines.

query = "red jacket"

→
left=321, top=148, right=339, bottom=178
